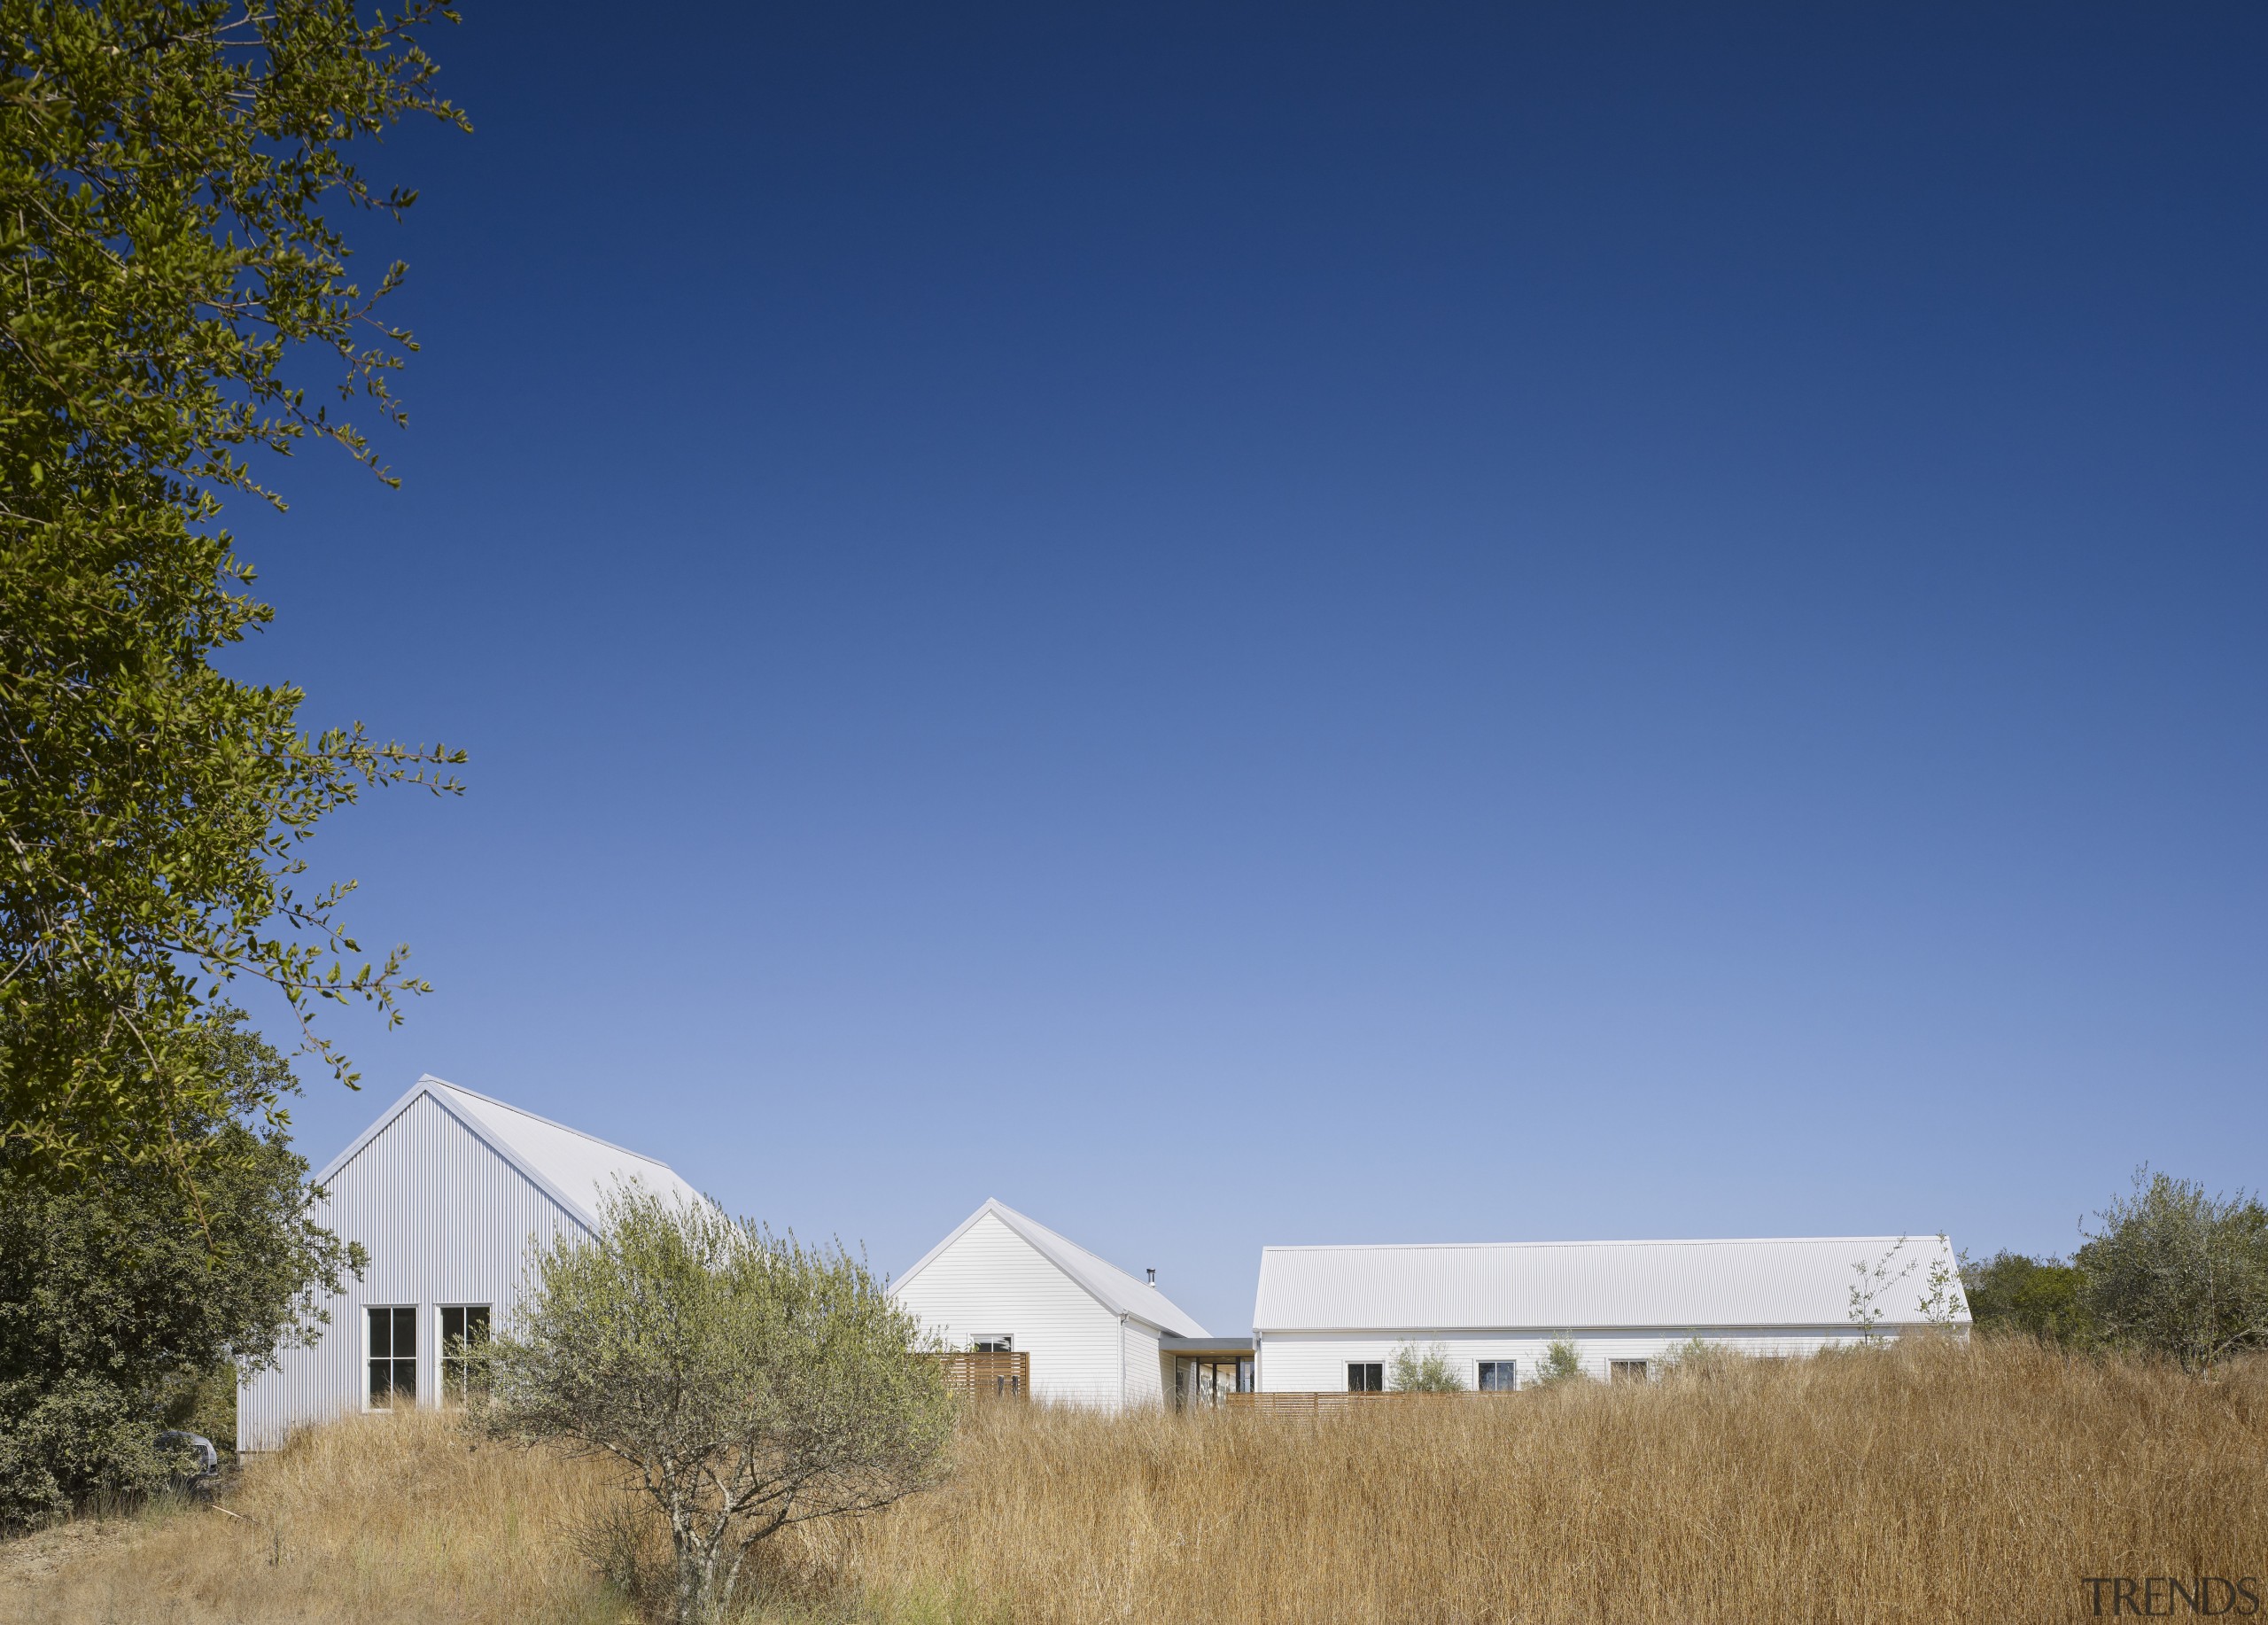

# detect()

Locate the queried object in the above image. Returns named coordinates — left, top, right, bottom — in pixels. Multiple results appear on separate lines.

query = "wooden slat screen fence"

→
left=1222, top=1390, right=1479, bottom=1416
left=936, top=1350, right=1030, bottom=1401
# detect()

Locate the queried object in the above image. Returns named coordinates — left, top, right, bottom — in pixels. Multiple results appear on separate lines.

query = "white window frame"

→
left=1475, top=1358, right=1518, bottom=1393
left=363, top=1302, right=421, bottom=1412
left=437, top=1303, right=493, bottom=1404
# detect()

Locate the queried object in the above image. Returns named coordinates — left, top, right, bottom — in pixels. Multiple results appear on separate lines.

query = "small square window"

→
left=1347, top=1362, right=1384, bottom=1392
left=1477, top=1360, right=1518, bottom=1392
left=972, top=1334, right=1014, bottom=1354
left=1610, top=1359, right=1649, bottom=1384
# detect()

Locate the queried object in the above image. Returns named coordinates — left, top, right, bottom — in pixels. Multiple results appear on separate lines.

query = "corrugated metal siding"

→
left=891, top=1211, right=1127, bottom=1410
left=237, top=1092, right=587, bottom=1450
left=1258, top=1326, right=1892, bottom=1391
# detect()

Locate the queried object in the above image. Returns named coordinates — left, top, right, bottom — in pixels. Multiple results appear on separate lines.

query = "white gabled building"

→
left=1254, top=1234, right=1969, bottom=1392
left=893, top=1199, right=1232, bottom=1411
left=237, top=1075, right=705, bottom=1450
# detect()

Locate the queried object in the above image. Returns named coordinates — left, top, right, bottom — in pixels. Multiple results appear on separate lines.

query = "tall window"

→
left=440, top=1305, right=492, bottom=1403
left=369, top=1306, right=416, bottom=1406
left=1347, top=1362, right=1384, bottom=1392
left=1477, top=1360, right=1517, bottom=1392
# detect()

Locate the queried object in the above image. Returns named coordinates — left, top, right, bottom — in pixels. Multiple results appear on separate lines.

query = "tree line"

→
left=1961, top=1170, right=2268, bottom=1373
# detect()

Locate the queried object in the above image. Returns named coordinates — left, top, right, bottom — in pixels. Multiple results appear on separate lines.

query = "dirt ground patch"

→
left=0, top=1514, right=140, bottom=1590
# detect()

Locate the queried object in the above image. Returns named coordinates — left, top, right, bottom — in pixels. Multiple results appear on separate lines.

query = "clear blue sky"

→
left=229, top=4, right=2264, bottom=1335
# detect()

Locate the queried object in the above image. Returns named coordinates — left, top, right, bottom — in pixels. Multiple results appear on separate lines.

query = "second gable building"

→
left=891, top=1199, right=1236, bottom=1411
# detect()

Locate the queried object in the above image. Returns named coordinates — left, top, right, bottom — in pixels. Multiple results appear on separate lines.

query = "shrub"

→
left=1386, top=1341, right=1465, bottom=1392
left=2078, top=1169, right=2268, bottom=1373
left=0, top=1015, right=358, bottom=1532
left=1961, top=1251, right=2094, bottom=1346
left=481, top=1186, right=956, bottom=1624
left=1534, top=1337, right=1586, bottom=1384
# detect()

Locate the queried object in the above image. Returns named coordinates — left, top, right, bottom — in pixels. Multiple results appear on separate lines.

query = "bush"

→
left=2078, top=1169, right=2268, bottom=1373
left=1961, top=1251, right=2094, bottom=1347
left=1534, top=1337, right=1586, bottom=1385
left=481, top=1186, right=956, bottom=1624
left=1387, top=1341, right=1465, bottom=1392
left=0, top=1015, right=359, bottom=1531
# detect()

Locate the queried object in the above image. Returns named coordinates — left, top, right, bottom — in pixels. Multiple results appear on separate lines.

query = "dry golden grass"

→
left=7, top=1337, right=2265, bottom=1624
left=1, top=1403, right=636, bottom=1625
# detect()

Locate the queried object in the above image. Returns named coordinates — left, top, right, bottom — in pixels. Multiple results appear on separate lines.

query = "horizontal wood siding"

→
left=892, top=1210, right=1127, bottom=1409
left=237, top=1092, right=586, bottom=1450
left=1257, top=1326, right=1888, bottom=1391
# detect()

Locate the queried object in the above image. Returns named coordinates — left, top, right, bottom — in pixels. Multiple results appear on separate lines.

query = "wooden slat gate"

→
left=937, top=1350, right=1030, bottom=1401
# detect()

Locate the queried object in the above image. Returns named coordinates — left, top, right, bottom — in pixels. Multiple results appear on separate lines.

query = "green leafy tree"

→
left=0, top=1010, right=361, bottom=1530
left=2078, top=1169, right=2268, bottom=1374
left=1387, top=1341, right=1465, bottom=1393
left=1961, top=1251, right=2094, bottom=1347
left=481, top=1187, right=958, bottom=1625
left=0, top=0, right=468, bottom=1182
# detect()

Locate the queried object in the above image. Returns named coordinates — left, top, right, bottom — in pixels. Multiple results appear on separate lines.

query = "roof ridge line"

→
left=421, top=1074, right=676, bottom=1166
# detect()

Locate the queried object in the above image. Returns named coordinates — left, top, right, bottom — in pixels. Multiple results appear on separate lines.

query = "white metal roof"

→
left=896, top=1198, right=1210, bottom=1337
left=318, top=1075, right=708, bottom=1232
left=1254, top=1234, right=1969, bottom=1332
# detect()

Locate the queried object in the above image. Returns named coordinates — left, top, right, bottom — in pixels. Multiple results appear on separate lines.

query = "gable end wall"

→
left=237, top=1092, right=586, bottom=1450
left=893, top=1211, right=1128, bottom=1409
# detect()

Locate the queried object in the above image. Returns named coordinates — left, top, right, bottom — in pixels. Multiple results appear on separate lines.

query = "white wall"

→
left=237, top=1092, right=585, bottom=1450
left=1120, top=1318, right=1165, bottom=1409
left=1257, top=1326, right=1895, bottom=1390
left=892, top=1210, right=1131, bottom=1409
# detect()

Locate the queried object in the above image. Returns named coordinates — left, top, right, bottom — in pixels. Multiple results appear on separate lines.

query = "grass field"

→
left=5, top=1336, right=2264, bottom=1623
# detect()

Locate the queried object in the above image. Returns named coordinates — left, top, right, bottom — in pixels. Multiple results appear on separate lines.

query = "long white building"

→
left=1253, top=1234, right=1969, bottom=1391
left=237, top=1075, right=703, bottom=1450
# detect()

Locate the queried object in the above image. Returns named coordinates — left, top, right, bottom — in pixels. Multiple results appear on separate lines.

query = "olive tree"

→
left=2078, top=1169, right=2268, bottom=1374
left=1388, top=1340, right=1466, bottom=1392
left=1534, top=1337, right=1586, bottom=1385
left=481, top=1188, right=956, bottom=1624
